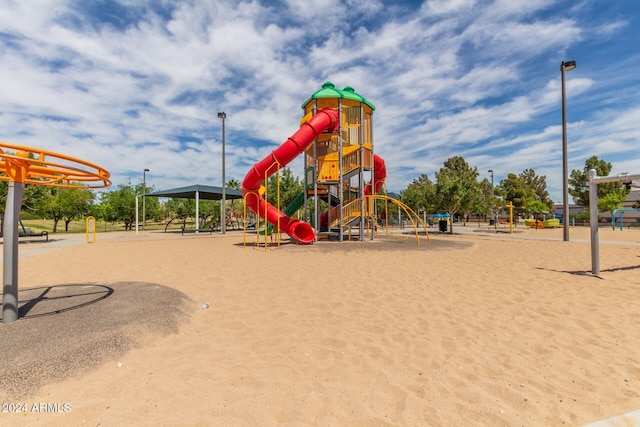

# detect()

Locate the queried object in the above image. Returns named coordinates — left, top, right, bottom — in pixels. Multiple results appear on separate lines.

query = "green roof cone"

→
left=302, top=82, right=375, bottom=110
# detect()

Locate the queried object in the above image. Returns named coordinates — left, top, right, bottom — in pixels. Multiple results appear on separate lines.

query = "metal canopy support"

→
left=2, top=181, right=25, bottom=323
left=135, top=195, right=139, bottom=234
left=195, top=190, right=200, bottom=232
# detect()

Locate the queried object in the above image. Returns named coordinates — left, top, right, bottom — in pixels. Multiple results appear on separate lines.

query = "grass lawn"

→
left=20, top=219, right=186, bottom=234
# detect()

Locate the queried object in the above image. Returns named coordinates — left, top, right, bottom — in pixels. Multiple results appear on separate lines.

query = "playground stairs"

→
left=326, top=198, right=371, bottom=230
left=341, top=165, right=362, bottom=181
left=308, top=188, right=340, bottom=207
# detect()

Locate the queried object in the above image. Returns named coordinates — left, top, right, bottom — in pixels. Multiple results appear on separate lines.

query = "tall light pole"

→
left=488, top=169, right=494, bottom=197
left=143, top=168, right=149, bottom=230
left=488, top=169, right=496, bottom=228
left=217, top=112, right=227, bottom=234
left=561, top=60, right=576, bottom=242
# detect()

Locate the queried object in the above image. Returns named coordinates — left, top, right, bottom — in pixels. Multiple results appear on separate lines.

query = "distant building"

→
left=553, top=188, right=640, bottom=225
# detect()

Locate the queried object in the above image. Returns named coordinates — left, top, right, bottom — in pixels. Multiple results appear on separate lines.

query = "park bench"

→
left=0, top=228, right=49, bottom=242
left=19, top=227, right=49, bottom=241
left=181, top=225, right=214, bottom=236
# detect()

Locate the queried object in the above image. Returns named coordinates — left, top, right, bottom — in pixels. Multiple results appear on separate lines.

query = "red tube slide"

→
left=319, top=153, right=386, bottom=228
left=242, top=108, right=340, bottom=244
left=365, top=153, right=387, bottom=196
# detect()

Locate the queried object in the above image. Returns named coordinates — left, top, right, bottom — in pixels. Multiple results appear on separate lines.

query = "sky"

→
left=1, top=0, right=639, bottom=203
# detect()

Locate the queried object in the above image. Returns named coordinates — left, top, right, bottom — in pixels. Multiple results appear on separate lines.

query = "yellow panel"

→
left=341, top=99, right=360, bottom=108
left=343, top=145, right=359, bottom=156
left=318, top=165, right=339, bottom=181
left=316, top=99, right=339, bottom=109
left=299, top=111, right=313, bottom=126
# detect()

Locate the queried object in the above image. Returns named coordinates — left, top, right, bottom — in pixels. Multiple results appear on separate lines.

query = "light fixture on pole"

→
left=561, top=60, right=576, bottom=242
left=143, top=168, right=149, bottom=230
left=217, top=112, right=227, bottom=234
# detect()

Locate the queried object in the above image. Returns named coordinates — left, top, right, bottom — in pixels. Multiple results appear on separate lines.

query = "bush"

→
left=572, top=210, right=590, bottom=221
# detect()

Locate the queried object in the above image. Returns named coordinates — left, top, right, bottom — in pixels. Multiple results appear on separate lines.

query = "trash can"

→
left=439, top=220, right=448, bottom=232
left=489, top=219, right=495, bottom=226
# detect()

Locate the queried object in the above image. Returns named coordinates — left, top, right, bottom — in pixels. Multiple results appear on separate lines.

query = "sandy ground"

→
left=0, top=224, right=639, bottom=426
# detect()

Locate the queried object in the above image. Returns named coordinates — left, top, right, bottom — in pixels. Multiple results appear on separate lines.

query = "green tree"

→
left=519, top=169, right=553, bottom=209
left=433, top=156, right=481, bottom=232
left=37, top=186, right=94, bottom=232
left=198, top=200, right=217, bottom=226
left=88, top=198, right=109, bottom=227
left=59, top=187, right=94, bottom=231
left=41, top=187, right=65, bottom=232
left=99, top=182, right=137, bottom=230
left=226, top=178, right=242, bottom=224
left=471, top=177, right=498, bottom=224
left=265, top=168, right=304, bottom=210
left=496, top=173, right=530, bottom=208
left=467, top=178, right=498, bottom=224
left=399, top=174, right=435, bottom=214
left=97, top=181, right=166, bottom=230
left=161, top=197, right=217, bottom=228
left=141, top=185, right=160, bottom=223
left=569, top=156, right=628, bottom=207
left=0, top=181, right=49, bottom=222
left=164, top=198, right=196, bottom=228
left=598, top=190, right=628, bottom=217
left=496, top=169, right=551, bottom=221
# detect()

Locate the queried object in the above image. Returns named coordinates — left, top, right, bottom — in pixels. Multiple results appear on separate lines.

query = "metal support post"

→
left=3, top=181, right=25, bottom=323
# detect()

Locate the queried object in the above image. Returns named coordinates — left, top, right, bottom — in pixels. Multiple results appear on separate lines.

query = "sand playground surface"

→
left=0, top=224, right=639, bottom=426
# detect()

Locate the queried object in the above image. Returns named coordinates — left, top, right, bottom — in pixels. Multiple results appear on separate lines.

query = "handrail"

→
left=328, top=195, right=430, bottom=245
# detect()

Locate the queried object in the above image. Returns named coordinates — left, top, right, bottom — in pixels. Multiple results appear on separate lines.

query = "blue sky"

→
left=1, top=0, right=638, bottom=202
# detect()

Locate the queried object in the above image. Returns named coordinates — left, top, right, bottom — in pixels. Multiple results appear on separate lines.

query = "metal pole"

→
left=488, top=170, right=494, bottom=197
left=218, top=112, right=227, bottom=234
left=589, top=169, right=599, bottom=275
left=488, top=169, right=495, bottom=229
left=143, top=168, right=149, bottom=230
left=135, top=195, right=139, bottom=235
left=588, top=170, right=640, bottom=276
left=3, top=181, right=24, bottom=323
left=561, top=60, right=576, bottom=241
left=195, top=190, right=200, bottom=233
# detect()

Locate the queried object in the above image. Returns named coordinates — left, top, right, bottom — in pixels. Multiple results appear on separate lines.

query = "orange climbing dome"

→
left=0, top=141, right=111, bottom=187
left=1, top=140, right=110, bottom=324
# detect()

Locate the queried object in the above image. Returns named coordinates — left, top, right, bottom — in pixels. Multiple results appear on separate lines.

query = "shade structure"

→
left=144, top=184, right=242, bottom=201
left=140, top=184, right=243, bottom=233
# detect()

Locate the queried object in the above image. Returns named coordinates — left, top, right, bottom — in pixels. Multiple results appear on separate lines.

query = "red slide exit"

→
left=242, top=108, right=340, bottom=244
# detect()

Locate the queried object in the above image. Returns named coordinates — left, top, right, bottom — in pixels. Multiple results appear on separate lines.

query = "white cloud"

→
left=0, top=0, right=637, bottom=204
left=423, top=0, right=477, bottom=16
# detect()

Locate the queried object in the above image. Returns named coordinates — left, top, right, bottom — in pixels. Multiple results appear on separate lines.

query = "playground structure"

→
left=589, top=169, right=640, bottom=275
left=242, top=82, right=427, bottom=245
left=488, top=202, right=519, bottom=233
left=525, top=218, right=560, bottom=229
left=611, top=208, right=640, bottom=230
left=0, top=142, right=110, bottom=323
